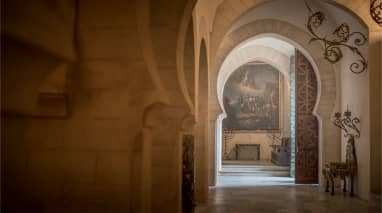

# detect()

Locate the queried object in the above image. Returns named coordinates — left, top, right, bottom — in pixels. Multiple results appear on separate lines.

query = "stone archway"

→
left=201, top=0, right=380, bottom=199
left=214, top=41, right=293, bottom=177
left=217, top=42, right=292, bottom=110
left=209, top=19, right=339, bottom=188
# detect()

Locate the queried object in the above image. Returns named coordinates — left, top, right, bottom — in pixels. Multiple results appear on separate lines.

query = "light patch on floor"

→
left=217, top=175, right=295, bottom=187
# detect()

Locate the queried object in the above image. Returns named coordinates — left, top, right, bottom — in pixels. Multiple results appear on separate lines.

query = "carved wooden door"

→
left=295, top=50, right=319, bottom=184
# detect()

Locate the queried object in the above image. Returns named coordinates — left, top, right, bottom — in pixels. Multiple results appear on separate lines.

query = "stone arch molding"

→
left=211, top=19, right=338, bottom=185
left=209, top=0, right=377, bottom=61
left=217, top=43, right=291, bottom=112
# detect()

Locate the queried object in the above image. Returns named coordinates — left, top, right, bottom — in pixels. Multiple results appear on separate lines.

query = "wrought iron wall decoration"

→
left=305, top=1, right=368, bottom=74
left=370, top=0, right=382, bottom=26
left=332, top=105, right=360, bottom=138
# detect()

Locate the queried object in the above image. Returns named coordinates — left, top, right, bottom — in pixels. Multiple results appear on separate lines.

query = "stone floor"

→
left=217, top=176, right=295, bottom=187
left=194, top=176, right=381, bottom=213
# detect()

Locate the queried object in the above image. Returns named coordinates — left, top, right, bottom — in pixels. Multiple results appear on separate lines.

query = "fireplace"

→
left=235, top=144, right=260, bottom=160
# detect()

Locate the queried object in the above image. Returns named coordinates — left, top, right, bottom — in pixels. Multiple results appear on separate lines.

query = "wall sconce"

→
left=332, top=105, right=360, bottom=138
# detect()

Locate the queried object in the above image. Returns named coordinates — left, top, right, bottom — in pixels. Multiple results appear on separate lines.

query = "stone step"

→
left=220, top=163, right=290, bottom=177
left=222, top=160, right=274, bottom=166
left=219, top=171, right=290, bottom=177
left=222, top=165, right=290, bottom=172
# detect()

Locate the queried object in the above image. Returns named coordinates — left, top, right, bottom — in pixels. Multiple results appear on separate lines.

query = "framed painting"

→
left=223, top=62, right=280, bottom=131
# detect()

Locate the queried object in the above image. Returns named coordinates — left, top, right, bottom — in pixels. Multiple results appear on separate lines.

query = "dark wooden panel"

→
left=182, top=134, right=195, bottom=212
left=295, top=50, right=319, bottom=184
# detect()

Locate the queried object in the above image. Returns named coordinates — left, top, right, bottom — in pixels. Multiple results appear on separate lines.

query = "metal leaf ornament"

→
left=305, top=2, right=368, bottom=74
left=370, top=0, right=382, bottom=26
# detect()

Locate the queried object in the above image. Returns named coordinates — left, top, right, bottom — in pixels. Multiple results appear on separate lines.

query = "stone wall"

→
left=1, top=0, right=195, bottom=212
left=1, top=1, right=380, bottom=212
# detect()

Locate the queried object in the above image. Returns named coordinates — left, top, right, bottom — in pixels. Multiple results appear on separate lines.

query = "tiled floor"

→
left=194, top=176, right=381, bottom=213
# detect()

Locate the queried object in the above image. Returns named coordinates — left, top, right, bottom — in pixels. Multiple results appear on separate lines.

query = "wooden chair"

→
left=322, top=134, right=357, bottom=196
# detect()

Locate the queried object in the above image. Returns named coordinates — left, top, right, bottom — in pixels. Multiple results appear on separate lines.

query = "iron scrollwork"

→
left=305, top=2, right=368, bottom=74
left=370, top=0, right=382, bottom=26
left=332, top=106, right=360, bottom=138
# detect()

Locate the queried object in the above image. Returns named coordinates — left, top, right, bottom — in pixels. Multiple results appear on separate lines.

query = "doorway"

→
left=215, top=37, right=319, bottom=186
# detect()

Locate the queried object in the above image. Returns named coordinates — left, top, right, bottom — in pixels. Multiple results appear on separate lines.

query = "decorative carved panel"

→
left=295, top=50, right=319, bottom=184
left=182, top=134, right=195, bottom=212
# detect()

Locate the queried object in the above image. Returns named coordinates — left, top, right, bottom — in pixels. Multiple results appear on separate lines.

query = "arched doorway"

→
left=206, top=0, right=374, bottom=199
left=215, top=34, right=320, bottom=185
left=210, top=19, right=339, bottom=189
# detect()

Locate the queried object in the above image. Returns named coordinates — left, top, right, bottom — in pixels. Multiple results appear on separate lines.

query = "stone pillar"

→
left=369, top=31, right=382, bottom=194
left=141, top=128, right=152, bottom=212
left=290, top=55, right=296, bottom=178
left=144, top=105, right=188, bottom=212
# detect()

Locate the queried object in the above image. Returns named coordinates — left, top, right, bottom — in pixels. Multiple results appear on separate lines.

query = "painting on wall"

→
left=223, top=62, right=280, bottom=131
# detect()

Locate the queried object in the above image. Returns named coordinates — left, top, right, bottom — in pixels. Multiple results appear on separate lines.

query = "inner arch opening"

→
left=215, top=35, right=320, bottom=186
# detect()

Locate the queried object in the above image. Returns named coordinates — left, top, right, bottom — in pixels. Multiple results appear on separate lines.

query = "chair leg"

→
left=343, top=177, right=347, bottom=193
left=330, top=176, right=335, bottom=196
left=325, top=176, right=329, bottom=192
left=350, top=175, right=354, bottom=197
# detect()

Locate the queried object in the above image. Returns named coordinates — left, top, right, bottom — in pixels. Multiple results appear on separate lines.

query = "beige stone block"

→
left=27, top=151, right=96, bottom=183
left=83, top=88, right=154, bottom=118
left=79, top=59, right=153, bottom=94
left=151, top=180, right=178, bottom=212
left=22, top=182, right=63, bottom=211
left=27, top=151, right=65, bottom=183
left=86, top=88, right=133, bottom=118
left=152, top=147, right=178, bottom=167
left=2, top=149, right=29, bottom=183
left=63, top=118, right=138, bottom=151
left=2, top=0, right=75, bottom=60
left=95, top=152, right=131, bottom=184
left=25, top=119, right=66, bottom=150
left=79, top=0, right=135, bottom=28
left=150, top=0, right=184, bottom=28
left=152, top=167, right=177, bottom=185
left=125, top=61, right=156, bottom=91
left=160, top=68, right=182, bottom=90
left=80, top=28, right=142, bottom=60
left=61, top=152, right=97, bottom=183
left=151, top=27, right=178, bottom=65
left=80, top=61, right=129, bottom=89
left=1, top=117, right=28, bottom=150
left=227, top=0, right=249, bottom=15
left=62, top=183, right=130, bottom=211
